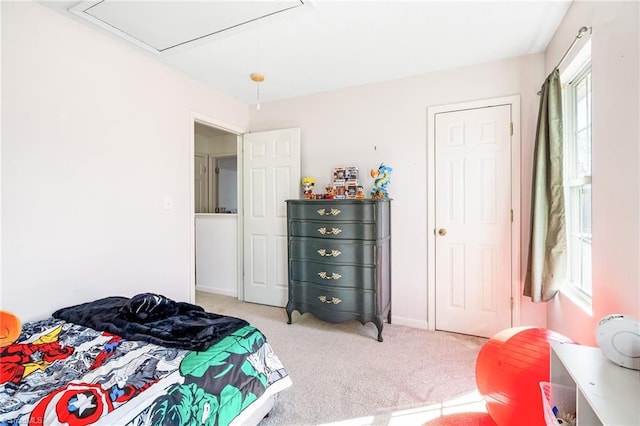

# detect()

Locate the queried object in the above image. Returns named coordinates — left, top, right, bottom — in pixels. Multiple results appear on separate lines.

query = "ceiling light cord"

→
left=253, top=0, right=262, bottom=110
left=256, top=4, right=261, bottom=72
left=250, top=72, right=265, bottom=110
left=256, top=81, right=261, bottom=110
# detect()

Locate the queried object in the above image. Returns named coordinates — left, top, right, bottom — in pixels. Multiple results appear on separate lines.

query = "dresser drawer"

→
left=290, top=260, right=376, bottom=290
left=288, top=201, right=376, bottom=222
left=289, top=220, right=377, bottom=240
left=288, top=282, right=376, bottom=315
left=289, top=237, right=376, bottom=265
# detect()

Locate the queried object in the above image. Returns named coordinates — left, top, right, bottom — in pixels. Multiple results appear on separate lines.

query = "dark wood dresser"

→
left=285, top=199, right=391, bottom=341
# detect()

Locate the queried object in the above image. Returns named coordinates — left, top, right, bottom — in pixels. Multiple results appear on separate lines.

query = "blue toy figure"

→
left=370, top=163, right=392, bottom=199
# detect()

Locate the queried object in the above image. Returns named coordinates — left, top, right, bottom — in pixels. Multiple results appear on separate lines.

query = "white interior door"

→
left=194, top=153, right=209, bottom=213
left=243, top=128, right=300, bottom=306
left=434, top=105, right=513, bottom=338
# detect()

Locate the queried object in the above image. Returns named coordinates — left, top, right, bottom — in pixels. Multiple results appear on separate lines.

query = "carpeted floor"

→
left=196, top=291, right=491, bottom=426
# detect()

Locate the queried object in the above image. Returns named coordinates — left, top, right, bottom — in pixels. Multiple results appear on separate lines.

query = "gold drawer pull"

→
left=317, top=249, right=341, bottom=257
left=318, top=271, right=342, bottom=280
left=317, top=208, right=341, bottom=216
left=318, top=227, right=342, bottom=236
left=318, top=295, right=342, bottom=305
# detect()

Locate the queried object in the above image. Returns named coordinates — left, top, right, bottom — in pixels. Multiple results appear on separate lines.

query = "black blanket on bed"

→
left=52, top=293, right=249, bottom=351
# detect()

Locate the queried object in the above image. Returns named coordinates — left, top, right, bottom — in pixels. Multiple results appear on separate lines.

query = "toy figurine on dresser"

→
left=370, top=163, right=392, bottom=199
left=324, top=183, right=335, bottom=199
left=301, top=176, right=315, bottom=199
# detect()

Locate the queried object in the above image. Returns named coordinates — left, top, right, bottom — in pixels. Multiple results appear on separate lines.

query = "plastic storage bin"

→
left=540, top=381, right=577, bottom=425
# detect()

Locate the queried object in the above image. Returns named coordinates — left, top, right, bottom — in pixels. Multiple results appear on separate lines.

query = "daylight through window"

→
left=562, top=41, right=592, bottom=301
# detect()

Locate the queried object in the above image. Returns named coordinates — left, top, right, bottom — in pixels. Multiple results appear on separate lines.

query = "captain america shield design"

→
left=30, top=383, right=114, bottom=425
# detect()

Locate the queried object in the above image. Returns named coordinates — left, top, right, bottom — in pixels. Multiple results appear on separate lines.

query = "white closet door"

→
left=434, top=105, right=512, bottom=338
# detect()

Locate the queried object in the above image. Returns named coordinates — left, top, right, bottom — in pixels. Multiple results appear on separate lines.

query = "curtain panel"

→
left=524, top=69, right=567, bottom=302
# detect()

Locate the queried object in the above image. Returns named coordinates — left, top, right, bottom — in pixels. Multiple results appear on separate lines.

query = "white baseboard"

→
left=391, top=316, right=429, bottom=330
left=194, top=288, right=430, bottom=330
left=195, top=285, right=237, bottom=298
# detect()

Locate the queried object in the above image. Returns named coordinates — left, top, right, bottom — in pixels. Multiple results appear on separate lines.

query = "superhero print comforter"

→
left=0, top=317, right=292, bottom=426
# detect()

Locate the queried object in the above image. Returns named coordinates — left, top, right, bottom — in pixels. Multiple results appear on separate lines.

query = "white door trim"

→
left=189, top=111, right=246, bottom=304
left=426, top=95, right=521, bottom=332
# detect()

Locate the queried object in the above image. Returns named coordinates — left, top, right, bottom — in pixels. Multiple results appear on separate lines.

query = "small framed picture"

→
left=334, top=180, right=346, bottom=199
left=346, top=179, right=358, bottom=199
left=345, top=166, right=359, bottom=180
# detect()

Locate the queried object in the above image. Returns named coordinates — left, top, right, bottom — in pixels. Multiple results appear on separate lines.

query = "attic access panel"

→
left=69, top=0, right=304, bottom=53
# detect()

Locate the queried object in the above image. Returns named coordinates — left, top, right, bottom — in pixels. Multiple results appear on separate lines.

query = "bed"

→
left=0, top=293, right=292, bottom=426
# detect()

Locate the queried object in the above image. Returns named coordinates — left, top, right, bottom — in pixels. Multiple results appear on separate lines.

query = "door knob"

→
left=438, top=228, right=447, bottom=236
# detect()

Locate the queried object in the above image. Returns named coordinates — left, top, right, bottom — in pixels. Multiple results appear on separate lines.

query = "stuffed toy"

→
left=0, top=310, right=22, bottom=347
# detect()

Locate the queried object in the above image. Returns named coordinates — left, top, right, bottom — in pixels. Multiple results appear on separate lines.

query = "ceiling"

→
left=41, top=0, right=571, bottom=105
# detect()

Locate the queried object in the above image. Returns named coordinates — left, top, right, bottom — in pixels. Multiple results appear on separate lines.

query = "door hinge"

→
left=510, top=209, right=513, bottom=222
left=510, top=297, right=514, bottom=310
left=509, top=122, right=513, bottom=136
left=215, top=167, right=220, bottom=174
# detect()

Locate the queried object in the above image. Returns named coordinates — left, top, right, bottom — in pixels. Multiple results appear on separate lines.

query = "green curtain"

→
left=524, top=69, right=567, bottom=302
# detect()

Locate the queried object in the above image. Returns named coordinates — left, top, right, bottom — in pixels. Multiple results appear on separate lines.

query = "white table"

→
left=550, top=341, right=640, bottom=425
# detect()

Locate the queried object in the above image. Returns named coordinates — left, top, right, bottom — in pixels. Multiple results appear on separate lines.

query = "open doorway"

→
left=192, top=117, right=243, bottom=301
left=189, top=113, right=301, bottom=308
left=194, top=122, right=238, bottom=214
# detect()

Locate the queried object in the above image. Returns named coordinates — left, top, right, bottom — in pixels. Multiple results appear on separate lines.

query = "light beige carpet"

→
left=196, top=291, right=488, bottom=426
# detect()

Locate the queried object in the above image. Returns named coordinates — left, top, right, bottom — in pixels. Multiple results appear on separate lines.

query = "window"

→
left=562, top=41, right=592, bottom=301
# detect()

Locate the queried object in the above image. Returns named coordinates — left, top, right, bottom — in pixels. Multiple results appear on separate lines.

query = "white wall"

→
left=195, top=215, right=238, bottom=296
left=0, top=0, right=3, bottom=310
left=545, top=1, right=640, bottom=345
left=249, top=53, right=547, bottom=329
left=195, top=133, right=237, bottom=156
left=1, top=2, right=249, bottom=321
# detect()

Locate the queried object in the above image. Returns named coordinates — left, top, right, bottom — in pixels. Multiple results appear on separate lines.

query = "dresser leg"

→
left=286, top=305, right=293, bottom=324
left=373, top=317, right=384, bottom=342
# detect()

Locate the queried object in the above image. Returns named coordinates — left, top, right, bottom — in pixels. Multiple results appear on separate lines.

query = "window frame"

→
left=561, top=44, right=593, bottom=309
